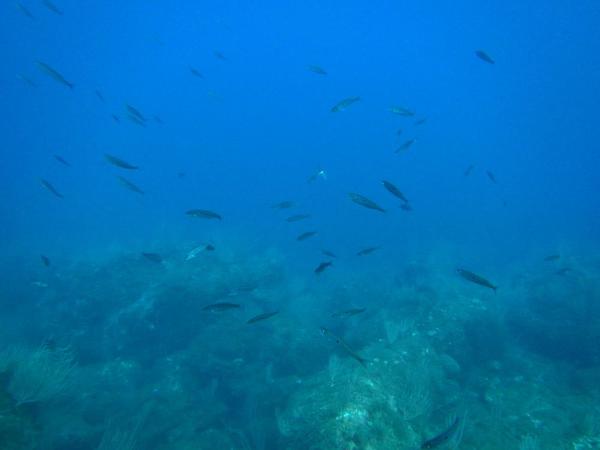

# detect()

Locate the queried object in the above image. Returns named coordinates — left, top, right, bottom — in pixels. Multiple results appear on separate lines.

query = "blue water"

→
left=1, top=1, right=600, bottom=449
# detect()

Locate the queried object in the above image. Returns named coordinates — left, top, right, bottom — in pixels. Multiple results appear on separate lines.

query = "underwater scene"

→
left=1, top=0, right=600, bottom=449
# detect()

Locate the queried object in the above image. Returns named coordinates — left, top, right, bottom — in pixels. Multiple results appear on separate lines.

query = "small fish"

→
left=177, top=172, right=186, bottom=179
left=331, top=96, right=361, bottom=112
left=421, top=416, right=460, bottom=449
left=203, top=302, right=240, bottom=312
left=185, top=244, right=213, bottom=260
left=382, top=180, right=409, bottom=203
left=308, top=65, right=327, bottom=75
left=41, top=178, right=64, bottom=198
left=127, top=113, right=146, bottom=127
left=396, top=128, right=403, bottom=136
left=17, top=2, right=34, bottom=19
left=272, top=200, right=295, bottom=209
left=400, top=203, right=413, bottom=212
left=456, top=268, right=497, bottom=292
left=555, top=267, right=572, bottom=276
left=213, top=51, right=228, bottom=61
left=414, top=118, right=427, bottom=126
left=389, top=106, right=414, bottom=116
left=396, top=138, right=416, bottom=152
left=247, top=311, right=279, bottom=324
left=116, top=175, right=144, bottom=195
left=331, top=308, right=366, bottom=318
left=40, top=255, right=51, bottom=267
left=348, top=193, right=386, bottom=213
left=189, top=66, right=204, bottom=78
left=32, top=281, right=48, bottom=288
left=322, top=250, right=336, bottom=258
left=95, top=89, right=105, bottom=102
left=42, top=0, right=63, bottom=15
left=475, top=50, right=495, bottom=64
left=464, top=164, right=474, bottom=177
left=186, top=209, right=222, bottom=220
left=320, top=327, right=369, bottom=368
left=111, top=114, right=120, bottom=123
left=486, top=170, right=497, bottom=184
left=307, top=168, right=327, bottom=182
left=53, top=154, right=70, bottom=167
left=105, top=153, right=138, bottom=170
left=314, top=261, right=333, bottom=274
left=286, top=214, right=311, bottom=222
left=126, top=104, right=145, bottom=122
left=153, top=115, right=164, bottom=125
left=297, top=231, right=317, bottom=241
left=357, top=247, right=379, bottom=256
left=142, top=252, right=162, bottom=263
left=544, top=254, right=560, bottom=262
left=17, top=74, right=36, bottom=87
left=36, top=61, right=73, bottom=89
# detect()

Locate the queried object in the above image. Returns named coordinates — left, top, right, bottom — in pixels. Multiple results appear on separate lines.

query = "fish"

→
left=40, top=255, right=51, bottom=267
left=456, top=268, right=497, bottom=292
left=153, top=115, right=164, bottom=125
left=382, top=180, right=409, bottom=203
left=320, top=327, right=369, bottom=368
left=17, top=2, right=34, bottom=19
left=95, top=90, right=105, bottom=102
left=40, top=179, right=64, bottom=198
left=189, top=66, right=204, bottom=78
left=395, top=138, right=417, bottom=152
left=104, top=153, right=138, bottom=170
left=414, top=118, right=427, bottom=125
left=203, top=302, right=240, bottom=312
left=475, top=50, right=495, bottom=64
left=464, top=164, right=474, bottom=177
left=53, top=154, right=70, bottom=167
left=126, top=104, right=146, bottom=122
left=314, top=261, right=333, bottom=274
left=213, top=51, right=228, bottom=61
left=42, top=0, right=63, bottom=15
left=36, top=61, right=73, bottom=89
left=272, top=200, right=295, bottom=209
left=111, top=114, right=120, bottom=123
left=396, top=128, right=403, bottom=136
left=389, top=106, right=415, bottom=116
left=116, top=176, right=144, bottom=195
left=17, top=74, right=36, bottom=87
left=186, top=209, right=222, bottom=220
left=185, top=244, right=214, bottom=260
left=127, top=113, right=146, bottom=127
left=348, top=193, right=386, bottom=213
left=32, top=281, right=48, bottom=288
left=307, top=168, right=327, bottom=182
left=400, top=203, right=413, bottom=212
left=486, top=171, right=497, bottom=184
left=357, top=247, right=379, bottom=256
left=421, top=416, right=460, bottom=449
left=331, top=96, right=361, bottom=112
left=142, top=252, right=162, bottom=263
left=308, top=65, right=327, bottom=75
left=322, top=250, right=337, bottom=258
left=555, top=267, right=572, bottom=276
left=247, top=311, right=279, bottom=324
left=544, top=254, right=560, bottom=261
left=331, top=308, right=366, bottom=318
left=297, top=231, right=317, bottom=241
left=286, top=214, right=311, bottom=222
